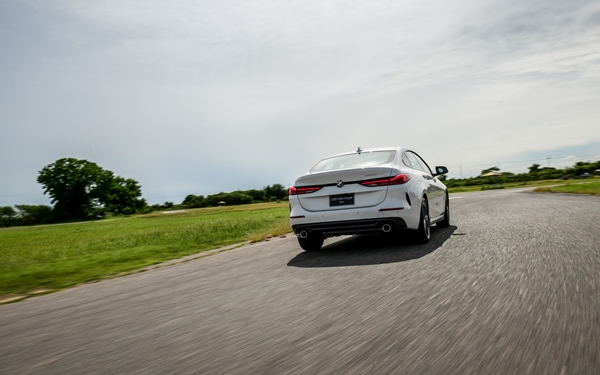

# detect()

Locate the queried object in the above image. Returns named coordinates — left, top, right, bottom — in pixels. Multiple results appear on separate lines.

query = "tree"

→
left=203, top=192, right=253, bottom=206
left=37, top=158, right=144, bottom=220
left=104, top=177, right=146, bottom=215
left=245, top=189, right=265, bottom=202
left=264, top=184, right=287, bottom=201
left=0, top=206, right=17, bottom=227
left=14, top=205, right=54, bottom=225
left=182, top=194, right=205, bottom=208
left=528, top=164, right=541, bottom=174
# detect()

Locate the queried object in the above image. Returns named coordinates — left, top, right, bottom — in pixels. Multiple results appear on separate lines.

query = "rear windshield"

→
left=310, top=151, right=396, bottom=172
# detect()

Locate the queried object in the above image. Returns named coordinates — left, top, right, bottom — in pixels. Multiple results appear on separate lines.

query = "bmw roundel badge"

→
left=336, top=180, right=344, bottom=188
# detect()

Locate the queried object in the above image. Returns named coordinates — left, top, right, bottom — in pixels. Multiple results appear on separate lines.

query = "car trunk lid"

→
left=295, top=166, right=393, bottom=212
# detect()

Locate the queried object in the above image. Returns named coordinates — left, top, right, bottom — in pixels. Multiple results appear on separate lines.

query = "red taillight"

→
left=360, top=174, right=411, bottom=187
left=360, top=178, right=390, bottom=187
left=389, top=174, right=411, bottom=185
left=289, top=186, right=322, bottom=195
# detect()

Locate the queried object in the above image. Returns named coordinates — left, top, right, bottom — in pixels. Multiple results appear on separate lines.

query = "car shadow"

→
left=287, top=225, right=457, bottom=268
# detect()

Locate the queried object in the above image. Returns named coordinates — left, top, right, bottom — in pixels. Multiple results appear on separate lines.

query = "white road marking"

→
left=449, top=197, right=463, bottom=200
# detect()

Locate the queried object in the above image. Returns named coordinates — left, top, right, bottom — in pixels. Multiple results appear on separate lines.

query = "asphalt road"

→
left=1, top=189, right=599, bottom=374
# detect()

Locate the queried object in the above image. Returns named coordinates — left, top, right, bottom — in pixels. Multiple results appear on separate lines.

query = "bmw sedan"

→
left=289, top=147, right=449, bottom=251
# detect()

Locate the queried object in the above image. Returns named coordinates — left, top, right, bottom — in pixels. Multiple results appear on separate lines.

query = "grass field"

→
left=531, top=180, right=600, bottom=195
left=0, top=203, right=290, bottom=299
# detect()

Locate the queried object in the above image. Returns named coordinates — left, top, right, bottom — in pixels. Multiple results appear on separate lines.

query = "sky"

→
left=1, top=0, right=599, bottom=206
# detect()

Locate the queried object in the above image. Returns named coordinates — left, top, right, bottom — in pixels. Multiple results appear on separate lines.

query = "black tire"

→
left=437, top=193, right=450, bottom=228
left=414, top=198, right=431, bottom=243
left=298, top=235, right=324, bottom=251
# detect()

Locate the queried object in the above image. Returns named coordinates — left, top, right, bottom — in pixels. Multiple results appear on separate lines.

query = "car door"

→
left=406, top=151, right=444, bottom=218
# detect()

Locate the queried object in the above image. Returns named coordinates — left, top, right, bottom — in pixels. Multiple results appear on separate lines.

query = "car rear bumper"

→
left=292, top=217, right=407, bottom=238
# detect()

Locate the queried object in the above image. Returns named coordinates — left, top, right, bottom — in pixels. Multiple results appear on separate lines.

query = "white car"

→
left=289, top=147, right=449, bottom=251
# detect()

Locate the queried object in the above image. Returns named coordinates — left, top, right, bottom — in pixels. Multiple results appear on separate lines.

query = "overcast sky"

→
left=1, top=0, right=599, bottom=206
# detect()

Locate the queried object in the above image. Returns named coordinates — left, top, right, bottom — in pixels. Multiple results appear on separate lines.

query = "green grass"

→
left=531, top=180, right=600, bottom=195
left=0, top=203, right=291, bottom=298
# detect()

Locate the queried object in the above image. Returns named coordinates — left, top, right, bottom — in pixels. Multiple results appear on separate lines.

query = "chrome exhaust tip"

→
left=382, top=224, right=392, bottom=233
left=298, top=230, right=308, bottom=239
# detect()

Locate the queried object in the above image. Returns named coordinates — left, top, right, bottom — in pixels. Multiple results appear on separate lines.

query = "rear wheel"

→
left=298, top=235, right=324, bottom=251
left=414, top=199, right=431, bottom=243
left=437, top=194, right=450, bottom=228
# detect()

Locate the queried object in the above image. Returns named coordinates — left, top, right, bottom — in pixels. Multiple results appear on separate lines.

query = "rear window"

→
left=310, top=151, right=397, bottom=172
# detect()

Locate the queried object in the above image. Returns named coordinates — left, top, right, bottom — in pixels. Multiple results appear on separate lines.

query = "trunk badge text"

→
left=337, top=180, right=344, bottom=188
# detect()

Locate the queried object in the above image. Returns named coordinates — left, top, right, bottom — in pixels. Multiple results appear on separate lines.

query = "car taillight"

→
left=289, top=186, right=322, bottom=195
left=360, top=174, right=411, bottom=187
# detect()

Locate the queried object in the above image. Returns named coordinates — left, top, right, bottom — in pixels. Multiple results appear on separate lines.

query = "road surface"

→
left=1, top=189, right=599, bottom=374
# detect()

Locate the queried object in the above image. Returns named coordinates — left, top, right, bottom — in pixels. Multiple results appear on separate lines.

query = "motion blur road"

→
left=1, top=189, right=599, bottom=374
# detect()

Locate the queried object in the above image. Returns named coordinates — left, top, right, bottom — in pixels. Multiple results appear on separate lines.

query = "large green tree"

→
left=37, top=158, right=144, bottom=220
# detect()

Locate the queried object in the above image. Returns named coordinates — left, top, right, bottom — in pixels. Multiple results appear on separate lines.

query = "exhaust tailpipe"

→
left=382, top=224, right=392, bottom=233
left=298, top=230, right=308, bottom=239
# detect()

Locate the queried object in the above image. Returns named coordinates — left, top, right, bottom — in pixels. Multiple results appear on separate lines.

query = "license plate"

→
left=330, top=193, right=354, bottom=206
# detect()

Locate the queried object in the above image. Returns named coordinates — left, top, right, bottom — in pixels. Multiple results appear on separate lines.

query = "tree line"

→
left=0, top=158, right=289, bottom=227
left=441, top=160, right=600, bottom=188
left=180, top=184, right=288, bottom=209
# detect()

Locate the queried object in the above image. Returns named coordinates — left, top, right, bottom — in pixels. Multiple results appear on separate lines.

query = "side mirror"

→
left=434, top=166, right=448, bottom=176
